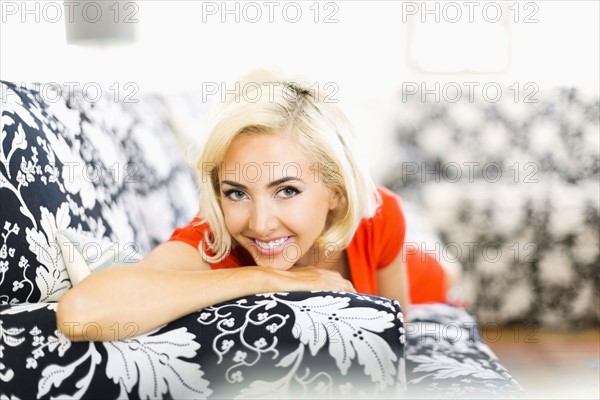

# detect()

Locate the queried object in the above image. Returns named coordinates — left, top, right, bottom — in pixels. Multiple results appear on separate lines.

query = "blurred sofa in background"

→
left=383, top=87, right=600, bottom=328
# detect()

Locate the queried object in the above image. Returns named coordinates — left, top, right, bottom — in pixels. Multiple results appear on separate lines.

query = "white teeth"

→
left=255, top=237, right=287, bottom=249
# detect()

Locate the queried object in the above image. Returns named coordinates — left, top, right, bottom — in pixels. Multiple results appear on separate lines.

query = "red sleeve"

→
left=375, top=186, right=406, bottom=269
left=345, top=186, right=406, bottom=295
left=373, top=187, right=448, bottom=303
left=168, top=215, right=205, bottom=249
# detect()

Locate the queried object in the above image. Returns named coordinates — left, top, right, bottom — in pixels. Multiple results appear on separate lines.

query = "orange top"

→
left=168, top=186, right=447, bottom=302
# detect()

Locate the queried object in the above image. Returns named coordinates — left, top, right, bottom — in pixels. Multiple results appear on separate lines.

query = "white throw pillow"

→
left=55, top=229, right=143, bottom=286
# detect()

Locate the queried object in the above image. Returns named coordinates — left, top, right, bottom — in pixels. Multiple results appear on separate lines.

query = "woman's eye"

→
left=278, top=186, right=301, bottom=198
left=223, top=190, right=247, bottom=201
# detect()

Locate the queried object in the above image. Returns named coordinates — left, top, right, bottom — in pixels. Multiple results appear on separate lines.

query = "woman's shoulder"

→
left=168, top=214, right=210, bottom=248
left=374, top=185, right=404, bottom=219
left=353, top=185, right=405, bottom=238
left=349, top=185, right=406, bottom=270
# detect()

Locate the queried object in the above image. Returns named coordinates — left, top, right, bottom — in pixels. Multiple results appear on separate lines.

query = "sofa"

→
left=383, top=87, right=599, bottom=329
left=0, top=80, right=523, bottom=399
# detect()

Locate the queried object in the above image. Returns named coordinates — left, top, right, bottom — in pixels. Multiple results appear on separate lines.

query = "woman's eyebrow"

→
left=221, top=180, right=247, bottom=189
left=221, top=177, right=304, bottom=190
left=267, top=177, right=304, bottom=188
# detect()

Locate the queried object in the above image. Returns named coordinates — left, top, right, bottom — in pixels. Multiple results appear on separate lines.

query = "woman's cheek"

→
left=222, top=204, right=247, bottom=232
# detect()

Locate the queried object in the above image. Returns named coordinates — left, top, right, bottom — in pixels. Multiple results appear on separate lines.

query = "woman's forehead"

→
left=223, top=133, right=308, bottom=163
left=219, top=133, right=319, bottom=183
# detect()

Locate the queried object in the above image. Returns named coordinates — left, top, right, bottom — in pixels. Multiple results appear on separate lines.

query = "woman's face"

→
left=218, top=133, right=340, bottom=270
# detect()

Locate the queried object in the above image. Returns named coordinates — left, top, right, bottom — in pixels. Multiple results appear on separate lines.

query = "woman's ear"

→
left=328, top=189, right=342, bottom=210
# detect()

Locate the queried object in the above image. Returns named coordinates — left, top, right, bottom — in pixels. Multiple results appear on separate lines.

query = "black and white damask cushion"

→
left=1, top=81, right=151, bottom=304
left=103, top=95, right=200, bottom=247
left=55, top=87, right=201, bottom=249
left=0, top=291, right=406, bottom=399
left=405, top=303, right=523, bottom=398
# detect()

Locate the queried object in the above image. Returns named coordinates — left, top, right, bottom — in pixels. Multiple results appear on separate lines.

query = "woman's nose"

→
left=249, top=200, right=278, bottom=236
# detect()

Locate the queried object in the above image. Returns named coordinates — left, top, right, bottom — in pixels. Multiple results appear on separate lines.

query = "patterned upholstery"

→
left=1, top=80, right=523, bottom=398
left=0, top=293, right=406, bottom=399
left=406, top=303, right=523, bottom=398
left=0, top=82, right=151, bottom=303
left=384, top=88, right=600, bottom=327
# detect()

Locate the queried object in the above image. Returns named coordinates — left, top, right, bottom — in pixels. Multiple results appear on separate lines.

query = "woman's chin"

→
left=253, top=256, right=295, bottom=271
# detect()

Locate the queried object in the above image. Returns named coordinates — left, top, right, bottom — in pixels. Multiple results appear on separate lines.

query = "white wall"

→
left=1, top=0, right=598, bottom=180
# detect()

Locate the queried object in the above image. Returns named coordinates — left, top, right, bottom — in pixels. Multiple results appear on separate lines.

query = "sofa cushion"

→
left=0, top=81, right=151, bottom=303
left=0, top=291, right=406, bottom=399
left=405, top=303, right=524, bottom=398
left=103, top=96, right=200, bottom=248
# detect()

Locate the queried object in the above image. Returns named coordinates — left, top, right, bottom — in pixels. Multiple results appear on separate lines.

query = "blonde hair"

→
left=196, top=67, right=381, bottom=263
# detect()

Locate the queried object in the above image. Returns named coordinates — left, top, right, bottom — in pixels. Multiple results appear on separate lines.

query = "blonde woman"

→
left=58, top=69, right=446, bottom=341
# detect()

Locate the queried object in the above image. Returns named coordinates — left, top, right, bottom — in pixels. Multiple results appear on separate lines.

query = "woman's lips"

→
left=249, top=236, right=292, bottom=256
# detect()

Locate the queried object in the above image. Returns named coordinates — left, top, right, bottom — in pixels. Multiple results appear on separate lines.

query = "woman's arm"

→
left=377, top=250, right=410, bottom=318
left=56, top=241, right=354, bottom=341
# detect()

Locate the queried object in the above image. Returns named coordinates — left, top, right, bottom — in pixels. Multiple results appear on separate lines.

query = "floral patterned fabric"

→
left=1, top=81, right=200, bottom=303
left=0, top=292, right=406, bottom=399
left=384, top=87, right=600, bottom=327
left=0, top=296, right=525, bottom=399
left=405, top=303, right=523, bottom=399
left=107, top=96, right=200, bottom=247
left=1, top=81, right=151, bottom=303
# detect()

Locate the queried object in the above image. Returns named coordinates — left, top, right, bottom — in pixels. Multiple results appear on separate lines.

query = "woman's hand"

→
left=262, top=265, right=356, bottom=293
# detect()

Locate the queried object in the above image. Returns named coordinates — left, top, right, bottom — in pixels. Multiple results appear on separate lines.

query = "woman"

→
left=57, top=69, right=445, bottom=341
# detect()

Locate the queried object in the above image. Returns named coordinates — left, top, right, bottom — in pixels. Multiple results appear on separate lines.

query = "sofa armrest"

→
left=0, top=292, right=405, bottom=399
left=405, top=303, right=524, bottom=399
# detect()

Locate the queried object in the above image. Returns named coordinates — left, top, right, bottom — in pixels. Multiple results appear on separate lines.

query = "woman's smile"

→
left=249, top=236, right=292, bottom=256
